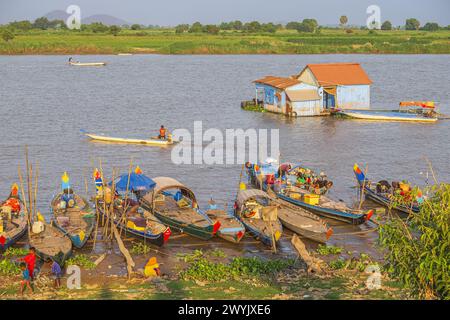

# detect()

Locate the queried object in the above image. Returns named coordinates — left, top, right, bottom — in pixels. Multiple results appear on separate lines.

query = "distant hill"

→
left=82, top=14, right=129, bottom=26
left=43, top=11, right=129, bottom=26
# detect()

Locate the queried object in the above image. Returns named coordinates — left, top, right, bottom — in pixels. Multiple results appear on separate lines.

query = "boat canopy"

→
left=112, top=172, right=156, bottom=192
left=141, top=177, right=196, bottom=204
left=399, top=101, right=435, bottom=108
left=237, top=189, right=269, bottom=206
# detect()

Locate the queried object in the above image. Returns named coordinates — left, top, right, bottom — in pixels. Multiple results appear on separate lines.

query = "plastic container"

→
left=304, top=194, right=320, bottom=205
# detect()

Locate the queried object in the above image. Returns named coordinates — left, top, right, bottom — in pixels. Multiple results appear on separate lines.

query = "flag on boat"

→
left=93, top=168, right=103, bottom=193
left=353, top=163, right=366, bottom=183
left=61, top=172, right=70, bottom=190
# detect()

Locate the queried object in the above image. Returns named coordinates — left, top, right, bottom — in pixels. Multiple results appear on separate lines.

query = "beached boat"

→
left=246, top=163, right=372, bottom=225
left=69, top=62, right=106, bottom=66
left=266, top=189, right=333, bottom=243
left=353, top=163, right=420, bottom=214
left=234, top=189, right=283, bottom=247
left=205, top=208, right=246, bottom=243
left=81, top=130, right=176, bottom=146
left=29, top=222, right=72, bottom=265
left=51, top=191, right=96, bottom=249
left=0, top=184, right=27, bottom=249
left=140, top=177, right=220, bottom=240
left=96, top=201, right=171, bottom=247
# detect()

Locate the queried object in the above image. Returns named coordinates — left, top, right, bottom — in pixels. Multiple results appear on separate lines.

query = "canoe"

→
left=266, top=189, right=333, bottom=243
left=69, top=62, right=106, bottom=66
left=246, top=162, right=372, bottom=225
left=29, top=223, right=72, bottom=266
left=353, top=163, right=420, bottom=214
left=205, top=209, right=245, bottom=243
left=96, top=200, right=171, bottom=247
left=337, top=110, right=437, bottom=123
left=51, top=191, right=96, bottom=248
left=0, top=190, right=27, bottom=250
left=139, top=177, right=220, bottom=240
left=81, top=130, right=176, bottom=146
left=235, top=189, right=283, bottom=247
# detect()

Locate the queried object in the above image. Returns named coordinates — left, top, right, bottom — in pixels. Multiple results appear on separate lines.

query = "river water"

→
left=0, top=54, right=449, bottom=253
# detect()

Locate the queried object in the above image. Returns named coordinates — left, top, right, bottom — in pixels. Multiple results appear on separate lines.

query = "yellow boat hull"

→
left=84, top=133, right=175, bottom=146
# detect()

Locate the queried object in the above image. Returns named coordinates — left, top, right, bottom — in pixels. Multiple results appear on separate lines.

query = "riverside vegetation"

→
left=1, top=18, right=450, bottom=54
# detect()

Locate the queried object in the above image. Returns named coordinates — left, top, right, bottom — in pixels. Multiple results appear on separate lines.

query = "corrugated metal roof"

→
left=253, top=76, right=300, bottom=89
left=302, top=63, right=372, bottom=86
left=286, top=89, right=320, bottom=102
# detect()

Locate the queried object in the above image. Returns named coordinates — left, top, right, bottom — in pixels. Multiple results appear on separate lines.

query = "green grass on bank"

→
left=1, top=29, right=449, bottom=54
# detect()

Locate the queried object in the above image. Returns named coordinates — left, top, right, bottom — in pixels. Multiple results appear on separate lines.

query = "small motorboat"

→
left=205, top=206, right=246, bottom=244
left=69, top=61, right=106, bottom=66
left=81, top=130, right=176, bottom=146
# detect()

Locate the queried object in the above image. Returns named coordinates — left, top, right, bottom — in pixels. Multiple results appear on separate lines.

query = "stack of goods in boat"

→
left=80, top=129, right=176, bottom=146
left=0, top=184, right=27, bottom=250
left=204, top=199, right=246, bottom=243
left=29, top=212, right=72, bottom=266
left=95, top=168, right=171, bottom=246
left=140, top=177, right=221, bottom=240
left=335, top=101, right=438, bottom=123
left=353, top=163, right=422, bottom=214
left=234, top=189, right=283, bottom=247
left=246, top=160, right=373, bottom=225
left=51, top=172, right=95, bottom=248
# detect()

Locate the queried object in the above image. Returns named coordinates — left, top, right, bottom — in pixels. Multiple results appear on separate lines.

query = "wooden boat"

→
left=0, top=185, right=27, bottom=249
left=277, top=186, right=372, bottom=225
left=205, top=208, right=245, bottom=243
left=51, top=191, right=96, bottom=248
left=234, top=189, right=283, bottom=247
left=29, top=222, right=72, bottom=265
left=69, top=62, right=106, bottom=66
left=81, top=130, right=176, bottom=146
left=353, top=163, right=420, bottom=214
left=247, top=162, right=372, bottom=225
left=266, top=189, right=333, bottom=243
left=139, top=177, right=220, bottom=240
left=96, top=200, right=171, bottom=247
left=337, top=110, right=437, bottom=122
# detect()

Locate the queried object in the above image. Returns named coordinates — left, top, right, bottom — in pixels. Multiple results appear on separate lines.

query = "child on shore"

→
left=19, top=262, right=33, bottom=295
left=51, top=260, right=62, bottom=288
left=20, top=247, right=36, bottom=280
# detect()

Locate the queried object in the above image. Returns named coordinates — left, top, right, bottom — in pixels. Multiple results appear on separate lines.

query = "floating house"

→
left=296, top=63, right=372, bottom=110
left=251, top=63, right=372, bottom=117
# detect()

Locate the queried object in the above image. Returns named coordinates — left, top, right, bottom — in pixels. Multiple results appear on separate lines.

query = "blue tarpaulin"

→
left=111, top=173, right=156, bottom=192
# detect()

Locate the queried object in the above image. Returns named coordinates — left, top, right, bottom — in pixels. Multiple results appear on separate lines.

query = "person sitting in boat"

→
left=68, top=57, right=72, bottom=63
left=376, top=180, right=391, bottom=194
left=208, top=198, right=218, bottom=210
left=158, top=125, right=167, bottom=140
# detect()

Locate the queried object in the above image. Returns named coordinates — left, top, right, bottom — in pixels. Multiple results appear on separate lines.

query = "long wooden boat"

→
left=96, top=200, right=171, bottom=247
left=139, top=177, right=220, bottom=240
left=205, top=208, right=245, bottom=243
left=353, top=163, right=420, bottom=214
left=29, top=222, right=72, bottom=266
left=51, top=191, right=95, bottom=249
left=337, top=109, right=437, bottom=123
left=81, top=130, right=176, bottom=146
left=246, top=164, right=372, bottom=225
left=69, top=62, right=106, bottom=66
left=0, top=185, right=27, bottom=249
left=266, top=189, right=333, bottom=243
left=235, top=189, right=283, bottom=247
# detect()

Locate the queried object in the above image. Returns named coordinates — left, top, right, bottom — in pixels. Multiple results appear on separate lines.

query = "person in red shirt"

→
left=20, top=247, right=36, bottom=280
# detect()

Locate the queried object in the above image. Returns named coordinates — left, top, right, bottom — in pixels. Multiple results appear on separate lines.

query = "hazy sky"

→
left=0, top=0, right=449, bottom=26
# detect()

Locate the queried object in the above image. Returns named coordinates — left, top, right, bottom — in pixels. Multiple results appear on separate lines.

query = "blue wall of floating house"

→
left=336, top=85, right=370, bottom=109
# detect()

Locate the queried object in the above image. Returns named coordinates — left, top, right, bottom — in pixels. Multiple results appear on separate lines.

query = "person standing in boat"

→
left=158, top=125, right=167, bottom=140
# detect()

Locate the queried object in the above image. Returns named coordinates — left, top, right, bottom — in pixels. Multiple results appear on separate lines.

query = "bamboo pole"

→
left=17, top=165, right=31, bottom=236
left=33, top=162, right=39, bottom=219
left=358, top=164, right=369, bottom=210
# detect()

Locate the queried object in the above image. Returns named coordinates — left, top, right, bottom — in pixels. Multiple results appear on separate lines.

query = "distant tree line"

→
left=1, top=16, right=449, bottom=42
